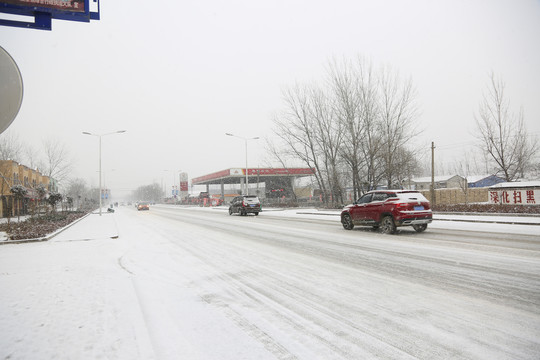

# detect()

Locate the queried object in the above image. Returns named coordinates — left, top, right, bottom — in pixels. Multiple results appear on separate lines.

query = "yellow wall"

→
left=0, top=160, right=52, bottom=217
left=420, top=188, right=488, bottom=205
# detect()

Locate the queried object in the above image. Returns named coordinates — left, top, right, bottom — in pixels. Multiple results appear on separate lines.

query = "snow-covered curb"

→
left=433, top=215, right=540, bottom=225
left=197, top=205, right=540, bottom=225
left=0, top=212, right=93, bottom=245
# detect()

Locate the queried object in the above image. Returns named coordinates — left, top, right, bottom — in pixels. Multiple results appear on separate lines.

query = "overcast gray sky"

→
left=1, top=0, right=539, bottom=198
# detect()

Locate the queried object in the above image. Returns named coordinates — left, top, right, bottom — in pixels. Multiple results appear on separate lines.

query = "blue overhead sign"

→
left=0, top=0, right=100, bottom=30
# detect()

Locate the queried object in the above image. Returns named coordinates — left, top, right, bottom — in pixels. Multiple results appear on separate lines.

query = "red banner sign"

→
left=180, top=181, right=189, bottom=192
left=489, top=190, right=537, bottom=205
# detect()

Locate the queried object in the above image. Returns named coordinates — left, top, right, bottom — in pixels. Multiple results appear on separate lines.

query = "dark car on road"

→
left=228, top=195, right=261, bottom=216
left=341, top=190, right=432, bottom=234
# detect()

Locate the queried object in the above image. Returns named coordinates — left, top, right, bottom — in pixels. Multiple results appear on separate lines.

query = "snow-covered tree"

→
left=47, top=192, right=63, bottom=213
left=10, top=184, right=27, bottom=221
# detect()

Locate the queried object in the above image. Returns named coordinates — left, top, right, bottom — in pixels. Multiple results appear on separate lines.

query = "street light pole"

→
left=83, top=130, right=126, bottom=216
left=245, top=139, right=248, bottom=194
left=99, top=134, right=102, bottom=212
left=163, top=169, right=182, bottom=202
left=225, top=133, right=259, bottom=195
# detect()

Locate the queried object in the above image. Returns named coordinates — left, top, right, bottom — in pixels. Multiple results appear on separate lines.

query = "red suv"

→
left=341, top=190, right=432, bottom=234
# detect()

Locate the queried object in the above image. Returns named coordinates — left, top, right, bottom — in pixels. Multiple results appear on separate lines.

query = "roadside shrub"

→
left=432, top=203, right=540, bottom=214
left=0, top=211, right=87, bottom=240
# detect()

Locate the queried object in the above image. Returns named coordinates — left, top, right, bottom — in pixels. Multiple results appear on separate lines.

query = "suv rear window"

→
left=243, top=196, right=260, bottom=203
left=397, top=192, right=428, bottom=202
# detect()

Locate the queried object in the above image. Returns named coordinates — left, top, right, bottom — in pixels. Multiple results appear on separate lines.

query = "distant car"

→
left=341, top=190, right=432, bottom=234
left=228, top=195, right=261, bottom=216
left=137, top=202, right=150, bottom=211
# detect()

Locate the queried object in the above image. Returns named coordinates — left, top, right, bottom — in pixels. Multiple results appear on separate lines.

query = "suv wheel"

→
left=341, top=214, right=354, bottom=230
left=413, top=224, right=427, bottom=233
left=228, top=207, right=233, bottom=215
left=380, top=216, right=396, bottom=234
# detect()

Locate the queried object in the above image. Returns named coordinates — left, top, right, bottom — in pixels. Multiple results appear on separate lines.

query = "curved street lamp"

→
left=82, top=130, right=126, bottom=215
left=225, top=133, right=259, bottom=195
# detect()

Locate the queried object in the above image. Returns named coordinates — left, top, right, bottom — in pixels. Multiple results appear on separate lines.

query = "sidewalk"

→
left=0, top=211, right=119, bottom=245
left=51, top=211, right=119, bottom=242
left=1, top=209, right=277, bottom=360
left=0, top=212, right=153, bottom=360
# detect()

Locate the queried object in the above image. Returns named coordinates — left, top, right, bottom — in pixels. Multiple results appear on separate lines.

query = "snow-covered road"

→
left=1, top=206, right=539, bottom=359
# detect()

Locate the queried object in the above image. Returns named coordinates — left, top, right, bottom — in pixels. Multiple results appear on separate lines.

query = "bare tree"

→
left=475, top=73, right=538, bottom=182
left=41, top=138, right=73, bottom=185
left=311, top=86, right=346, bottom=204
left=24, top=145, right=45, bottom=171
left=0, top=131, right=23, bottom=161
left=273, top=83, right=347, bottom=206
left=530, top=161, right=540, bottom=180
left=65, top=178, right=89, bottom=210
left=265, top=138, right=301, bottom=201
left=393, top=146, right=422, bottom=189
left=273, top=83, right=330, bottom=203
left=132, top=183, right=162, bottom=202
left=329, top=57, right=383, bottom=199
left=272, top=57, right=420, bottom=204
left=453, top=151, right=478, bottom=204
left=378, top=66, right=419, bottom=188
left=330, top=59, right=419, bottom=194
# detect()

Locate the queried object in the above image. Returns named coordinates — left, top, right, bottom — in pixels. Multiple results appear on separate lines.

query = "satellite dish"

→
left=0, top=46, right=23, bottom=135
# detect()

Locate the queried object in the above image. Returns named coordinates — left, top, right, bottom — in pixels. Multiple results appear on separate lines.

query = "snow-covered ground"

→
left=0, top=206, right=539, bottom=359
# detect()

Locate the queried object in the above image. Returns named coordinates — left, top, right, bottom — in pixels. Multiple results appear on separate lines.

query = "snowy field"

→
left=0, top=205, right=539, bottom=359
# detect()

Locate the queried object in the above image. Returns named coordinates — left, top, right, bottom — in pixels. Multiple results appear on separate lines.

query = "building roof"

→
left=412, top=175, right=463, bottom=183
left=490, top=181, right=540, bottom=189
left=467, top=175, right=497, bottom=183
left=192, top=168, right=315, bottom=186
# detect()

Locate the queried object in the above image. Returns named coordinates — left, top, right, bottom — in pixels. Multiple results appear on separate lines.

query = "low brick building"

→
left=0, top=160, right=53, bottom=217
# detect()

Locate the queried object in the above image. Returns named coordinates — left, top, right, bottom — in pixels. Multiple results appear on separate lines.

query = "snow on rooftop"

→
left=490, top=181, right=540, bottom=189
left=412, top=175, right=462, bottom=183
left=466, top=174, right=500, bottom=183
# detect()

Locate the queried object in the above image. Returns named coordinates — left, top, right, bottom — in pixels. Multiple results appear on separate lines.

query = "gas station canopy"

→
left=192, top=168, right=315, bottom=186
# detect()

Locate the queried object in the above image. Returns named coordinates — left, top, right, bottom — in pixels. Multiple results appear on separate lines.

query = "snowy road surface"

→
left=1, top=206, right=539, bottom=359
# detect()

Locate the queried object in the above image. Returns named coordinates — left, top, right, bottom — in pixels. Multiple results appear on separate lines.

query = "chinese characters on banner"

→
left=489, top=189, right=538, bottom=205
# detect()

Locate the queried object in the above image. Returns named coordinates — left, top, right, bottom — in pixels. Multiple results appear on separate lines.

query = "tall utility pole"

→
left=431, top=142, right=436, bottom=206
